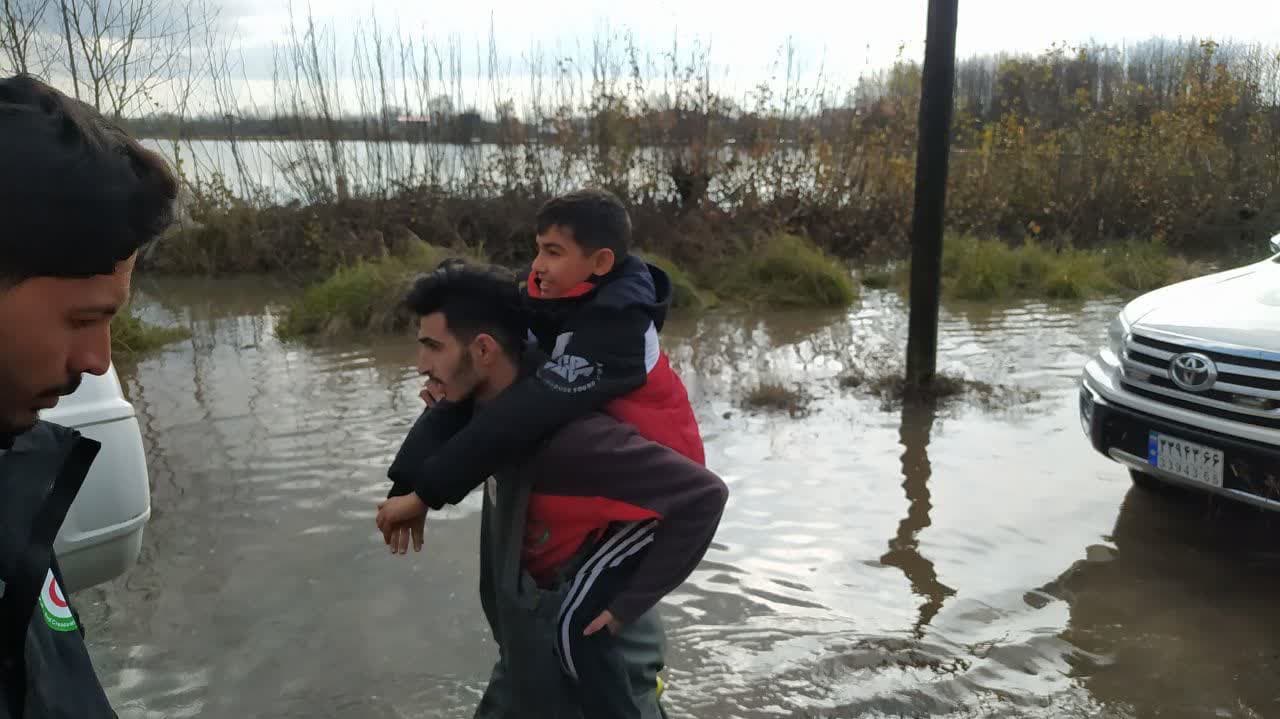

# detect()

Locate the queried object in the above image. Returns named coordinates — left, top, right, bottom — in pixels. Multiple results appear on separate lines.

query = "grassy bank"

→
left=276, top=241, right=485, bottom=340
left=111, top=309, right=190, bottom=358
left=868, top=236, right=1207, bottom=301
left=278, top=232, right=854, bottom=339
left=638, top=252, right=717, bottom=311
left=713, top=234, right=858, bottom=309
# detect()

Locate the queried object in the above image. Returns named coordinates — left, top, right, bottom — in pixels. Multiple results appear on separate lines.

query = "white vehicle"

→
left=1080, top=234, right=1280, bottom=510
left=39, top=366, right=151, bottom=591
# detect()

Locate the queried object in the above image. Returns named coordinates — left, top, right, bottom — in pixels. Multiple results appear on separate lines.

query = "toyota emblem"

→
left=1169, top=352, right=1218, bottom=392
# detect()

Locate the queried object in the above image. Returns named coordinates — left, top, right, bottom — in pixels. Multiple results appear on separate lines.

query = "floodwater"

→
left=142, top=139, right=839, bottom=204
left=75, top=277, right=1280, bottom=719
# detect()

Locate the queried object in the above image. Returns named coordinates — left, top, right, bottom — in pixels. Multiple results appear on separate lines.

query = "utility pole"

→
left=904, top=0, right=960, bottom=394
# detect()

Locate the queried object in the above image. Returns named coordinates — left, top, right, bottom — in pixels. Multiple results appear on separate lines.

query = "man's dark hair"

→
left=405, top=261, right=526, bottom=358
left=535, top=188, right=632, bottom=259
left=0, top=74, right=179, bottom=283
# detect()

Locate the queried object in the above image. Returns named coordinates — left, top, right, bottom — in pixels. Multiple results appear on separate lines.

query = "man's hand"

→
left=377, top=493, right=428, bottom=536
left=384, top=515, right=426, bottom=555
left=583, top=610, right=622, bottom=637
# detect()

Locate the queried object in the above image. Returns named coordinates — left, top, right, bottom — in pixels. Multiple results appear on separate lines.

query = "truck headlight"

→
left=1107, top=312, right=1130, bottom=360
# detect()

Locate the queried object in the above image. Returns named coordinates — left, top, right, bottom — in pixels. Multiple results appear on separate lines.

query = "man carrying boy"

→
left=379, top=264, right=728, bottom=717
left=377, top=188, right=704, bottom=615
left=378, top=188, right=703, bottom=507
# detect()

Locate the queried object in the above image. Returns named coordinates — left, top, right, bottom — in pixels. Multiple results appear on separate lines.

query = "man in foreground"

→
left=0, top=74, right=179, bottom=717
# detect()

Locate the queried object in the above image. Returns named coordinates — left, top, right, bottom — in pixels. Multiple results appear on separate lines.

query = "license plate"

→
left=1148, top=431, right=1225, bottom=488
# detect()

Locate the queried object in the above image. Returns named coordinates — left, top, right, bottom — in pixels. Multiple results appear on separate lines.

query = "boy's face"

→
left=531, top=224, right=615, bottom=298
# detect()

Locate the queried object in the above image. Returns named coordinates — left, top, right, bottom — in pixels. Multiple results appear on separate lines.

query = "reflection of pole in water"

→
left=880, top=398, right=956, bottom=637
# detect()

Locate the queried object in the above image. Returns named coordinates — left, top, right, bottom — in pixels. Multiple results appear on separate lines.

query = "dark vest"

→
left=0, top=422, right=116, bottom=718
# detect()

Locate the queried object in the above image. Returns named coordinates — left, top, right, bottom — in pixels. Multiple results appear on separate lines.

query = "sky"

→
left=162, top=0, right=1280, bottom=114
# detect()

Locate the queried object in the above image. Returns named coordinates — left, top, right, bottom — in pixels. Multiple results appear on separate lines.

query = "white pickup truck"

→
left=39, top=366, right=150, bottom=591
left=1080, top=234, right=1280, bottom=509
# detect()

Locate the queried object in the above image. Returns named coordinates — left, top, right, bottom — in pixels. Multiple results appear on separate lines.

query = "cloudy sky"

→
left=191, top=0, right=1280, bottom=113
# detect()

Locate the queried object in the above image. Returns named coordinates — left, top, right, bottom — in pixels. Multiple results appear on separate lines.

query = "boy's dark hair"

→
left=405, top=261, right=526, bottom=358
left=0, top=74, right=179, bottom=284
left=535, top=188, right=631, bottom=259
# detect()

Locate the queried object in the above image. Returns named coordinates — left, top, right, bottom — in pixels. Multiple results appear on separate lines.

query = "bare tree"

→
left=59, top=0, right=213, bottom=118
left=1, top=0, right=52, bottom=75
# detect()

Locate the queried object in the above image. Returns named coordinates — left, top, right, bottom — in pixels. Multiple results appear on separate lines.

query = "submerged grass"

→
left=111, top=309, right=190, bottom=358
left=280, top=229, right=1204, bottom=342
left=281, top=232, right=857, bottom=339
left=276, top=241, right=485, bottom=340
left=639, top=251, right=717, bottom=311
left=740, top=380, right=812, bottom=417
left=871, top=236, right=1205, bottom=301
left=714, top=233, right=858, bottom=309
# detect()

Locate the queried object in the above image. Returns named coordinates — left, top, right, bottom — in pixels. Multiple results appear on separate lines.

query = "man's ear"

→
left=590, top=248, right=616, bottom=276
left=473, top=333, right=501, bottom=364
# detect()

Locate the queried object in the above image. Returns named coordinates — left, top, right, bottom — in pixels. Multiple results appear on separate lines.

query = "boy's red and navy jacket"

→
left=387, top=255, right=705, bottom=515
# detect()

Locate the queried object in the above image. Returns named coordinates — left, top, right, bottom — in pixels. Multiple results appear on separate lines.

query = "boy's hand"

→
left=377, top=494, right=428, bottom=534
left=583, top=610, right=622, bottom=637
left=384, top=516, right=426, bottom=555
left=420, top=378, right=446, bottom=407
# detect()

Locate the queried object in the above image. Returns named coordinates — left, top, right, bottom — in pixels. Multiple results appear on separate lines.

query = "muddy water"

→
left=74, top=278, right=1280, bottom=718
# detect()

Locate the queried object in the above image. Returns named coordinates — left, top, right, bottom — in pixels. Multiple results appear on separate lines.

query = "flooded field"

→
left=75, top=277, right=1280, bottom=719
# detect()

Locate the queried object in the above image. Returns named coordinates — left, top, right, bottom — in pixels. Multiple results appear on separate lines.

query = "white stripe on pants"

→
left=556, top=520, right=658, bottom=681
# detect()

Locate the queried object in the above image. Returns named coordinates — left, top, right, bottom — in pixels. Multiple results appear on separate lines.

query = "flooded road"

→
left=76, top=278, right=1280, bottom=718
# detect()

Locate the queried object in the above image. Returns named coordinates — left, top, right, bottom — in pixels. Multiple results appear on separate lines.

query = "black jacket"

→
left=0, top=422, right=116, bottom=719
left=388, top=256, right=678, bottom=507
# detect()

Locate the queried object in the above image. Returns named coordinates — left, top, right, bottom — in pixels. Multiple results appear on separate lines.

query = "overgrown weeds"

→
left=111, top=308, right=190, bottom=358
left=740, top=380, right=812, bottom=417
left=714, top=234, right=858, bottom=309
left=276, top=242, right=485, bottom=340
left=870, top=236, right=1206, bottom=301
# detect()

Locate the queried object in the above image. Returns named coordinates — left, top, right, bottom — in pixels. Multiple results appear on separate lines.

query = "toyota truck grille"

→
left=1120, top=332, right=1280, bottom=430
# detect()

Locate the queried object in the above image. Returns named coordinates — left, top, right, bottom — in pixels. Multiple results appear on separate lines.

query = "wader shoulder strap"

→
left=0, top=437, right=100, bottom=717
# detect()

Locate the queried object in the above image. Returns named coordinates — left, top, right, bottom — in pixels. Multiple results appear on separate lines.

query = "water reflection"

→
left=1040, top=486, right=1280, bottom=719
left=881, top=397, right=956, bottom=638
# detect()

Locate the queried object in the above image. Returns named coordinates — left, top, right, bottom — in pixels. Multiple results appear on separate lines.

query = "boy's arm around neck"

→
left=411, top=306, right=652, bottom=509
left=385, top=397, right=473, bottom=498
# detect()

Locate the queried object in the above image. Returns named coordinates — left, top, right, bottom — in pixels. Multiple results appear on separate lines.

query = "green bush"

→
left=277, top=242, right=479, bottom=340
left=941, top=236, right=1110, bottom=300
left=861, top=235, right=1203, bottom=301
left=1102, top=239, right=1203, bottom=292
left=716, top=234, right=858, bottom=308
left=638, top=252, right=716, bottom=311
left=111, top=309, right=189, bottom=358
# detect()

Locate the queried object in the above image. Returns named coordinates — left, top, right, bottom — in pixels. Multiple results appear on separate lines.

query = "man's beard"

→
left=45, top=375, right=82, bottom=401
left=2, top=375, right=83, bottom=434
left=449, top=353, right=489, bottom=403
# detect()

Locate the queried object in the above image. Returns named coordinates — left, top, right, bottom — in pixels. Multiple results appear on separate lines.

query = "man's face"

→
left=416, top=312, right=483, bottom=402
left=0, top=253, right=136, bottom=434
left=531, top=225, right=614, bottom=298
